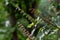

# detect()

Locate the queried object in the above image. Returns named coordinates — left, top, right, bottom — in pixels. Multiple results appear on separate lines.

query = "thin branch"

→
left=18, top=23, right=35, bottom=40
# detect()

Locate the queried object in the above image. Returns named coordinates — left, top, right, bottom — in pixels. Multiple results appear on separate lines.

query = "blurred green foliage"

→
left=0, top=0, right=60, bottom=40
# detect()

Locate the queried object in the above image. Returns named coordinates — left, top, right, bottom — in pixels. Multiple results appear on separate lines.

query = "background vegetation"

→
left=0, top=0, right=60, bottom=40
